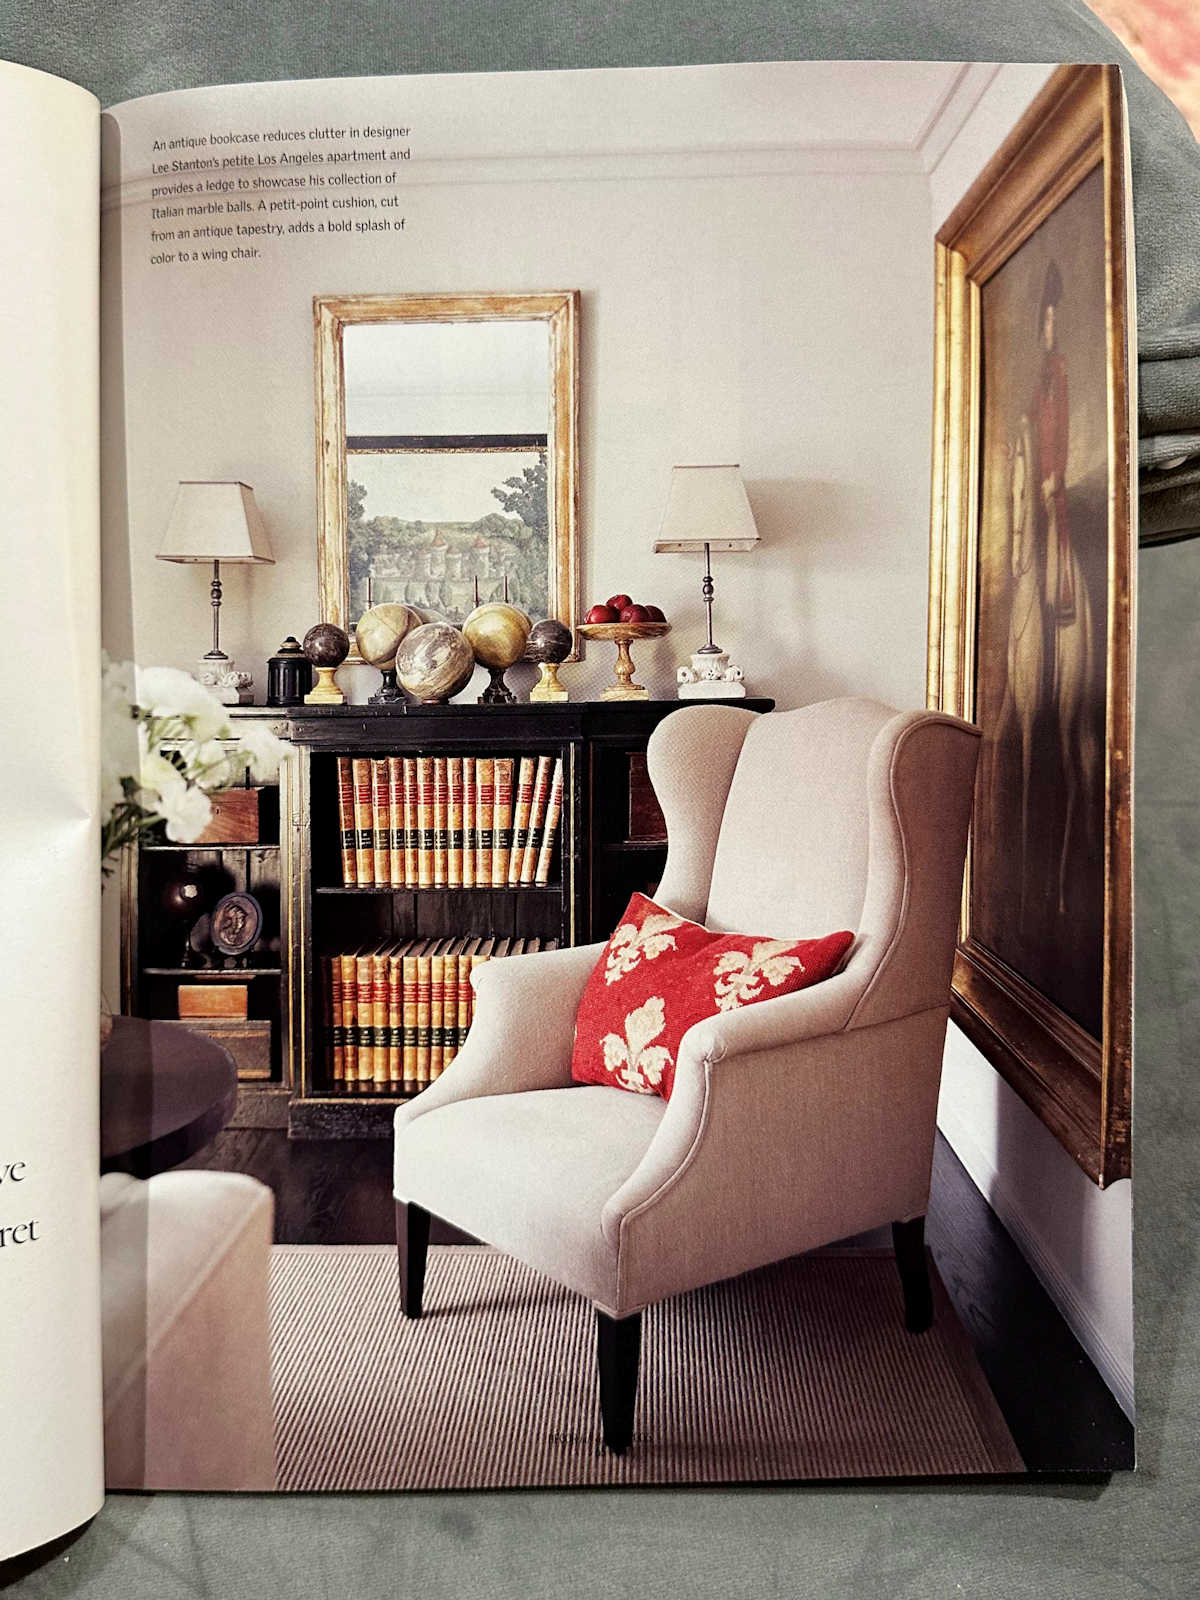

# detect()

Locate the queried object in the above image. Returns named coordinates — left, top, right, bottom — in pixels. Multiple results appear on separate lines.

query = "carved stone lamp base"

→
left=676, top=647, right=748, bottom=700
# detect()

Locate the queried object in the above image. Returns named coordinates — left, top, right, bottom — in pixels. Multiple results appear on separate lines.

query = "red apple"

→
left=606, top=593, right=632, bottom=612
left=643, top=605, right=666, bottom=622
left=621, top=604, right=651, bottom=623
left=586, top=603, right=619, bottom=623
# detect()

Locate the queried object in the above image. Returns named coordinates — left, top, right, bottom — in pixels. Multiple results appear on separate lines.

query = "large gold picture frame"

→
left=314, top=291, right=581, bottom=656
left=929, top=65, right=1133, bottom=1186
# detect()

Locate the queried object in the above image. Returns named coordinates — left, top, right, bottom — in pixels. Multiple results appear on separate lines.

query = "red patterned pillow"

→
left=571, top=892, right=854, bottom=1101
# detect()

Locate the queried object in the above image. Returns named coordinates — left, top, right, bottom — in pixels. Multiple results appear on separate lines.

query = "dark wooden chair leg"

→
left=892, top=1216, right=934, bottom=1333
left=396, top=1200, right=431, bottom=1318
left=596, top=1309, right=642, bottom=1455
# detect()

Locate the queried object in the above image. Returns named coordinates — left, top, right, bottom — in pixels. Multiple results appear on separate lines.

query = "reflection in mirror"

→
left=344, top=320, right=551, bottom=625
left=315, top=293, right=579, bottom=656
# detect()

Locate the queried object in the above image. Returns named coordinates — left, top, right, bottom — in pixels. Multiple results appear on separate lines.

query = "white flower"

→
left=135, top=665, right=231, bottom=742
left=235, top=718, right=288, bottom=782
left=155, top=773, right=214, bottom=842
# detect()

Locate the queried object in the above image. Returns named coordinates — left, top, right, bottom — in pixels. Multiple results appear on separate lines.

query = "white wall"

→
left=928, top=64, right=1134, bottom=1418
left=102, top=71, right=935, bottom=712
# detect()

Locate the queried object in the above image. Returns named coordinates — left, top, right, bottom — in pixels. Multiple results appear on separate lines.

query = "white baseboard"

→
left=937, top=1102, right=1135, bottom=1421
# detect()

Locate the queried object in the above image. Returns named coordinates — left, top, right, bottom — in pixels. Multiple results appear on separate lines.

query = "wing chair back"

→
left=647, top=698, right=981, bottom=1030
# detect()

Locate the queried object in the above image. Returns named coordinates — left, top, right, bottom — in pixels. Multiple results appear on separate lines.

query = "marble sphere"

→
left=395, top=622, right=476, bottom=703
left=462, top=602, right=531, bottom=670
left=526, top=618, right=573, bottom=664
left=302, top=621, right=350, bottom=668
left=354, top=602, right=416, bottom=669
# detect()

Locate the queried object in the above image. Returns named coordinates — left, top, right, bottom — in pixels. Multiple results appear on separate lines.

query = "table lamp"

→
left=157, top=481, right=275, bottom=704
left=653, top=464, right=759, bottom=699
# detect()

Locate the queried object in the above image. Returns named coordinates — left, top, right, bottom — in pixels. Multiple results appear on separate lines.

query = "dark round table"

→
left=100, top=1016, right=239, bottom=1177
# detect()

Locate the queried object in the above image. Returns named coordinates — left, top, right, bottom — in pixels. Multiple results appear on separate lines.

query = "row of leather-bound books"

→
left=335, top=753, right=564, bottom=890
left=321, top=934, right=558, bottom=1093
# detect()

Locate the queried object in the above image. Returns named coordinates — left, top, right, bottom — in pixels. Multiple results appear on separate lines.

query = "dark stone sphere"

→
left=302, top=622, right=350, bottom=668
left=526, top=618, right=574, bottom=664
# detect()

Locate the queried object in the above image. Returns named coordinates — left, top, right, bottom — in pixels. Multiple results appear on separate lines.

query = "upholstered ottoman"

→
left=99, top=1170, right=276, bottom=1489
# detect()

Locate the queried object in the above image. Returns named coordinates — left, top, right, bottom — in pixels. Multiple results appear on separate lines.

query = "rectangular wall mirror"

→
left=314, top=291, right=580, bottom=655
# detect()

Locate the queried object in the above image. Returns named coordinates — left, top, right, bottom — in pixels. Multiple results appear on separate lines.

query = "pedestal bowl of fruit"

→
left=577, top=595, right=670, bottom=701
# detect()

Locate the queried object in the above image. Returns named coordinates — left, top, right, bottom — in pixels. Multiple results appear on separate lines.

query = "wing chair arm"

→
left=598, top=974, right=945, bottom=1257
left=394, top=940, right=604, bottom=1129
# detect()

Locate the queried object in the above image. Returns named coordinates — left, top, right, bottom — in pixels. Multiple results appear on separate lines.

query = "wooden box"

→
left=627, top=753, right=668, bottom=843
left=193, top=787, right=260, bottom=845
left=162, top=1017, right=272, bottom=1080
left=178, top=983, right=249, bottom=1019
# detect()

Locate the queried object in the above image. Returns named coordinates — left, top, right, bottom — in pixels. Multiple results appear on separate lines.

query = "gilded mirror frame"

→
left=314, top=290, right=581, bottom=658
left=928, top=65, right=1132, bottom=1187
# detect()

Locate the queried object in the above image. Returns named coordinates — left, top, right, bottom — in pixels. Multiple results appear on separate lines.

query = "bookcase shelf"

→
left=121, top=698, right=772, bottom=1139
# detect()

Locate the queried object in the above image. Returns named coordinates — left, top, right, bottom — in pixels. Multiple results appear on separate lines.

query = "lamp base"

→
left=197, top=654, right=254, bottom=705
left=678, top=679, right=747, bottom=700
left=676, top=648, right=747, bottom=700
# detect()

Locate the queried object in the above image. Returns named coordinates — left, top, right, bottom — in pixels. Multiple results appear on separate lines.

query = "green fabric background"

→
left=2, top=2, right=1198, bottom=1594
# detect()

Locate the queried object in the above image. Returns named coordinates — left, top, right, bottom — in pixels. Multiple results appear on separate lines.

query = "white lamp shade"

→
left=653, top=464, right=760, bottom=552
left=157, top=481, right=274, bottom=564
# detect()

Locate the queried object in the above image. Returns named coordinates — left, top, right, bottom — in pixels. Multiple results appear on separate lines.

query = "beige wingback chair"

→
left=393, top=697, right=981, bottom=1452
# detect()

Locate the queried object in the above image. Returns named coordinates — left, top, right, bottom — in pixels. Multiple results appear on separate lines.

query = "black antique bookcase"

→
left=121, top=698, right=772, bottom=1138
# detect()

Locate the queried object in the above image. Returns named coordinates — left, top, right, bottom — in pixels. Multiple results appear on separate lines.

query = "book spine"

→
left=403, top=758, right=418, bottom=888
left=340, top=953, right=358, bottom=1083
left=429, top=952, right=445, bottom=1082
left=535, top=757, right=565, bottom=887
left=476, top=758, right=494, bottom=887
left=336, top=756, right=358, bottom=886
left=402, top=953, right=419, bottom=1094
left=457, top=951, right=473, bottom=1051
left=371, top=950, right=388, bottom=1089
left=416, top=953, right=432, bottom=1091
left=417, top=756, right=434, bottom=890
left=521, top=755, right=554, bottom=884
left=461, top=756, right=476, bottom=888
left=447, top=757, right=464, bottom=888
left=330, top=955, right=344, bottom=1082
left=492, top=757, right=514, bottom=887
left=352, top=758, right=375, bottom=887
left=388, top=757, right=405, bottom=888
left=387, top=952, right=403, bottom=1091
left=356, top=953, right=374, bottom=1085
left=442, top=952, right=459, bottom=1069
left=433, top=757, right=448, bottom=888
left=371, top=760, right=391, bottom=889
left=509, top=756, right=535, bottom=885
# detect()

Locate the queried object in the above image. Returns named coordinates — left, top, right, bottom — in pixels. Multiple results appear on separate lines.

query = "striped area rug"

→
left=269, top=1244, right=1022, bottom=1489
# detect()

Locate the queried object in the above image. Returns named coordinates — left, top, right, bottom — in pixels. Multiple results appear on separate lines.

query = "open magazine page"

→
left=97, top=61, right=1134, bottom=1495
left=0, top=61, right=103, bottom=1560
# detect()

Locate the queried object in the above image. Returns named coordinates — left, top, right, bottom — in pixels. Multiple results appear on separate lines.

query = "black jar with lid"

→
left=266, top=636, right=314, bottom=706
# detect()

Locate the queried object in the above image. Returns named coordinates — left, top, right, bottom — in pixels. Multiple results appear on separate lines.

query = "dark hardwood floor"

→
left=183, top=1124, right=1134, bottom=1474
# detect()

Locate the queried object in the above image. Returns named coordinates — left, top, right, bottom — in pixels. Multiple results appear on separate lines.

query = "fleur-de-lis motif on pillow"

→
left=712, top=941, right=803, bottom=1011
left=605, top=911, right=685, bottom=984
left=601, top=995, right=674, bottom=1093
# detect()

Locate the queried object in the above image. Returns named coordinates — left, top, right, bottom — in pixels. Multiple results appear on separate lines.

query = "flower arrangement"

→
left=101, top=655, right=288, bottom=871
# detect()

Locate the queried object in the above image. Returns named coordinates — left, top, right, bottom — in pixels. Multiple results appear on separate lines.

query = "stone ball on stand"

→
left=395, top=622, right=476, bottom=703
left=462, top=602, right=531, bottom=670
left=301, top=622, right=351, bottom=668
left=354, top=603, right=417, bottom=669
left=526, top=618, right=573, bottom=664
